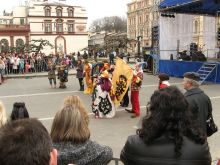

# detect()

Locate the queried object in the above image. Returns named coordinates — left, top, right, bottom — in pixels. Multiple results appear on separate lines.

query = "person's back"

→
left=120, top=86, right=211, bottom=165
left=51, top=96, right=113, bottom=165
left=184, top=87, right=211, bottom=132
left=0, top=118, right=57, bottom=165
left=121, top=135, right=210, bottom=165
left=183, top=72, right=212, bottom=134
left=53, top=140, right=112, bottom=165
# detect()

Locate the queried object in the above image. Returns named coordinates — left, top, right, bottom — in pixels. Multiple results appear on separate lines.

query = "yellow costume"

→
left=84, top=63, right=93, bottom=94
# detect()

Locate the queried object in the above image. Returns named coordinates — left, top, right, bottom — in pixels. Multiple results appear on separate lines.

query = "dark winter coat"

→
left=184, top=88, right=211, bottom=134
left=76, top=63, right=84, bottom=78
left=120, top=135, right=211, bottom=165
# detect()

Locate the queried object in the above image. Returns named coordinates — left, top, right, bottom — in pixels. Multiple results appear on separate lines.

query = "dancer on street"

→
left=125, top=63, right=143, bottom=118
left=83, top=60, right=93, bottom=94
left=47, top=60, right=57, bottom=88
left=92, top=70, right=116, bottom=118
left=57, top=63, right=68, bottom=89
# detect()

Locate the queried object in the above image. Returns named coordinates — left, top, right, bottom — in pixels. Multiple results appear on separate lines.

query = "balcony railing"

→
left=0, top=24, right=30, bottom=32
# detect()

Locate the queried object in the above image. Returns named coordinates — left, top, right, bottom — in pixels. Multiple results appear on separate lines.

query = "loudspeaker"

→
left=190, top=43, right=198, bottom=56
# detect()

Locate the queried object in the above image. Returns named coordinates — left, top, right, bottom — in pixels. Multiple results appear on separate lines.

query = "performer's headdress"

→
left=100, top=70, right=109, bottom=79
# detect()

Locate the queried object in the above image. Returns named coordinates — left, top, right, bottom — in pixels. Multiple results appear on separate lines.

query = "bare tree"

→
left=89, top=16, right=127, bottom=33
left=28, top=39, right=54, bottom=55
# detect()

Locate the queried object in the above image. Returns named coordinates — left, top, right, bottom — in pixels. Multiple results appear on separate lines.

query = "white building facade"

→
left=0, top=0, right=88, bottom=55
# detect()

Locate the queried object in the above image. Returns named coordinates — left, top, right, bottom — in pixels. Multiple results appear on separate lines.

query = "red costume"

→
left=130, top=68, right=143, bottom=117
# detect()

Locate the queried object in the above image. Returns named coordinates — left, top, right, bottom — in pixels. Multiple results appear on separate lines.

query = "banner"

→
left=112, top=58, right=133, bottom=105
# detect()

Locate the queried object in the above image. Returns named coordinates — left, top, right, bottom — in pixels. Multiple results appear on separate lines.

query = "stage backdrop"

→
left=159, top=60, right=220, bottom=84
left=159, top=14, right=216, bottom=60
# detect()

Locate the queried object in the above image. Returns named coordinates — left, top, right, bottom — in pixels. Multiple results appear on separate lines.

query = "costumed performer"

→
left=92, top=70, right=116, bottom=119
left=57, top=63, right=68, bottom=89
left=83, top=61, right=93, bottom=94
left=47, top=59, right=57, bottom=88
left=125, top=62, right=143, bottom=118
left=158, top=73, right=170, bottom=89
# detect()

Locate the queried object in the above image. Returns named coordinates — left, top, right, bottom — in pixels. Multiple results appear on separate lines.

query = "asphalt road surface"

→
left=0, top=73, right=220, bottom=163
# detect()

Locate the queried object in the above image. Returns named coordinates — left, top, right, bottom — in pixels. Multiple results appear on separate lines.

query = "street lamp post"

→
left=137, top=35, right=142, bottom=59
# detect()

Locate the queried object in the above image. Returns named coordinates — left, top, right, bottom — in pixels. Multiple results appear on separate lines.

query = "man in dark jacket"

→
left=109, top=52, right=114, bottom=65
left=183, top=72, right=212, bottom=135
left=76, top=59, right=84, bottom=91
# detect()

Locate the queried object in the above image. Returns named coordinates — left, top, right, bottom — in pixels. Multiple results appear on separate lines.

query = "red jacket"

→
left=131, top=71, right=143, bottom=91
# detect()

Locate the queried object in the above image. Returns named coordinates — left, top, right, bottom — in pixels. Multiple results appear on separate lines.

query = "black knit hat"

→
left=158, top=73, right=169, bottom=81
left=183, top=72, right=200, bottom=81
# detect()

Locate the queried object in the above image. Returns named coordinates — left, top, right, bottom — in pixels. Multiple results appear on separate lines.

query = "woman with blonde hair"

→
left=51, top=95, right=113, bottom=165
left=0, top=101, right=7, bottom=128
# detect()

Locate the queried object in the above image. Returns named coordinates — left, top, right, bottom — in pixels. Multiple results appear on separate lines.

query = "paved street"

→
left=0, top=72, right=220, bottom=163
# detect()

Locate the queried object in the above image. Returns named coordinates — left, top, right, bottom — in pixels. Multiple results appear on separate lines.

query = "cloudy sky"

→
left=0, top=0, right=130, bottom=25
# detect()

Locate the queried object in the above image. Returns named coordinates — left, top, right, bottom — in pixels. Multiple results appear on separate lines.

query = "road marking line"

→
left=39, top=117, right=54, bottom=121
left=39, top=106, right=147, bottom=121
left=0, top=90, right=80, bottom=99
left=210, top=96, right=220, bottom=99
left=142, top=82, right=182, bottom=87
left=0, top=83, right=183, bottom=99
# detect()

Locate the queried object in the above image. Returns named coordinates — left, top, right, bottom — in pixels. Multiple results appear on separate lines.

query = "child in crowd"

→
left=158, top=73, right=170, bottom=89
left=10, top=102, right=29, bottom=121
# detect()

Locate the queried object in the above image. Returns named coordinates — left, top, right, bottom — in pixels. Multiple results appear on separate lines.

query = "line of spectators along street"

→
left=0, top=50, right=111, bottom=85
left=0, top=83, right=219, bottom=165
left=0, top=53, right=77, bottom=75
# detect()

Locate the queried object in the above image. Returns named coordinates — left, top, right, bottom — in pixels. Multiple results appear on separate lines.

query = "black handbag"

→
left=206, top=113, right=218, bottom=137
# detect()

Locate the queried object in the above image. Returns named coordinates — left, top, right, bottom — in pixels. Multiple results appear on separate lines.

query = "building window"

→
left=68, top=23, right=74, bottom=32
left=20, top=18, right=25, bottom=25
left=56, top=19, right=63, bottom=32
left=146, top=28, right=149, bottom=37
left=57, top=23, right=63, bottom=32
left=137, top=2, right=141, bottom=8
left=68, top=9, right=74, bottom=17
left=145, top=15, right=149, bottom=22
left=194, top=20, right=200, bottom=34
left=139, top=16, right=142, bottom=24
left=145, top=0, right=149, bottom=6
left=44, top=21, right=52, bottom=33
left=56, top=9, right=62, bottom=17
left=45, top=9, right=51, bottom=16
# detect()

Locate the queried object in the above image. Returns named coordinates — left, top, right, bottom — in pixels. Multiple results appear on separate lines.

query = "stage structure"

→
left=159, top=60, right=220, bottom=84
left=159, top=14, right=216, bottom=60
left=160, top=0, right=220, bottom=16
left=157, top=0, right=220, bottom=84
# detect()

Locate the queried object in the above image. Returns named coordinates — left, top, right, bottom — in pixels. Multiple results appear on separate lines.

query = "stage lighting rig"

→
left=160, top=13, right=175, bottom=18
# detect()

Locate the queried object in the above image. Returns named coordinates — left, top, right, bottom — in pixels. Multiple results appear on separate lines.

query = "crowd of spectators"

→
left=0, top=52, right=77, bottom=75
left=0, top=83, right=218, bottom=164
